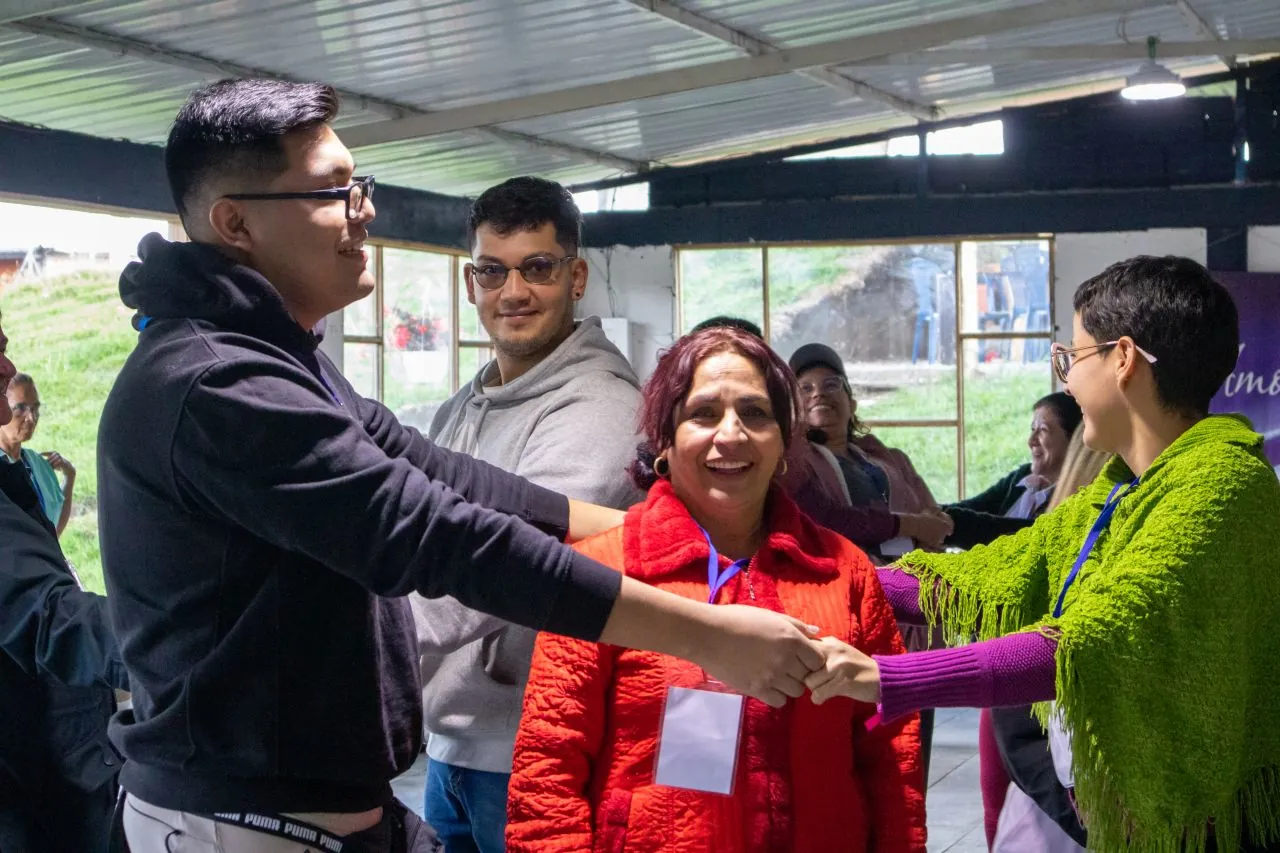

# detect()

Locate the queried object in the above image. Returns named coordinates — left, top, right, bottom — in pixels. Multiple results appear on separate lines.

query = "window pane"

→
left=342, top=342, right=379, bottom=400
left=344, top=246, right=379, bottom=337
left=679, top=249, right=763, bottom=334
left=457, top=259, right=488, bottom=343
left=870, top=426, right=958, bottom=505
left=959, top=239, right=1052, bottom=349
left=962, top=354, right=1054, bottom=497
left=458, top=345, right=494, bottom=385
left=382, top=249, right=453, bottom=423
left=769, top=244, right=958, bottom=421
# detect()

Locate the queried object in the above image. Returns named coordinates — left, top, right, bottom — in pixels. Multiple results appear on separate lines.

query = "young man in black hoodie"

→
left=100, top=79, right=826, bottom=851
left=0, top=314, right=128, bottom=853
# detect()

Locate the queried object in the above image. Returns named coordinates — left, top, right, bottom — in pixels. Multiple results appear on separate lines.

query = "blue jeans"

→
left=423, top=759, right=509, bottom=853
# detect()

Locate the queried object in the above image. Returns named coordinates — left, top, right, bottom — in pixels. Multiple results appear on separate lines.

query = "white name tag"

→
left=654, top=685, right=744, bottom=795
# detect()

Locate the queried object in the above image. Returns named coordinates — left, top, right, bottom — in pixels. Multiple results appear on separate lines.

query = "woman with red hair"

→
left=506, top=327, right=926, bottom=853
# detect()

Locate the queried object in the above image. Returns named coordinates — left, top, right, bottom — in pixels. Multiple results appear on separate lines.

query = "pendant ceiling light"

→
left=1121, top=36, right=1187, bottom=101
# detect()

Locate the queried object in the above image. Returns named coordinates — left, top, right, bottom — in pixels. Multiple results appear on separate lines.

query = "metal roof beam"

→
left=337, top=0, right=1170, bottom=149
left=1174, top=0, right=1236, bottom=70
left=621, top=0, right=938, bottom=121
left=845, top=40, right=1280, bottom=66
left=2, top=16, right=650, bottom=173
left=0, top=0, right=101, bottom=25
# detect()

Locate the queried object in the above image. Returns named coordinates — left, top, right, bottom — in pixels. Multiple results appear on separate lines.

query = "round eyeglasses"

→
left=1051, top=340, right=1158, bottom=383
left=467, top=256, right=577, bottom=290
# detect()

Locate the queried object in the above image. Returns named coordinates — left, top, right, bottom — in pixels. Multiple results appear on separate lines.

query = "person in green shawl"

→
left=804, top=255, right=1280, bottom=853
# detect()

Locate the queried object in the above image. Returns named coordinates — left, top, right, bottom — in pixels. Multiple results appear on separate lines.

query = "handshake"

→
left=691, top=605, right=884, bottom=708
left=897, top=509, right=954, bottom=551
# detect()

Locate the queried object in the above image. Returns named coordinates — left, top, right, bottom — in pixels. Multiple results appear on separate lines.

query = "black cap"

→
left=789, top=343, right=846, bottom=378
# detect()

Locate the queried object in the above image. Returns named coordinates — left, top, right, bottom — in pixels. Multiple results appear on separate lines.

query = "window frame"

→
left=674, top=235, right=1057, bottom=500
left=341, top=240, right=481, bottom=404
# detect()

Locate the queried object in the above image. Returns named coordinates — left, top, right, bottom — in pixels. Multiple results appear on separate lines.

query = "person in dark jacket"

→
left=944, top=391, right=1083, bottom=550
left=0, top=313, right=128, bottom=853
left=103, top=79, right=824, bottom=853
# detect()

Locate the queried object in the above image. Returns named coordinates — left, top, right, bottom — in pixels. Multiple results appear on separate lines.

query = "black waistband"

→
left=208, top=812, right=353, bottom=852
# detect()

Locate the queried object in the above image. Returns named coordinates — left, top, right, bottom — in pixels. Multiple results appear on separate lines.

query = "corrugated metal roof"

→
left=683, top=0, right=1050, bottom=47
left=70, top=0, right=742, bottom=109
left=0, top=0, right=1273, bottom=197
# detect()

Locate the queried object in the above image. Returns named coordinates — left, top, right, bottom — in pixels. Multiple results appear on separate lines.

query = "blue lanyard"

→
left=1053, top=478, right=1139, bottom=618
left=699, top=528, right=751, bottom=605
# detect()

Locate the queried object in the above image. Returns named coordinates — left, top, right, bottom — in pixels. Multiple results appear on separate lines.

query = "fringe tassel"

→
left=905, top=559, right=1031, bottom=650
left=1039, top=637, right=1280, bottom=853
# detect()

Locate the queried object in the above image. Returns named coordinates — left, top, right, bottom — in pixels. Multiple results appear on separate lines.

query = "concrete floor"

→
left=393, top=706, right=986, bottom=853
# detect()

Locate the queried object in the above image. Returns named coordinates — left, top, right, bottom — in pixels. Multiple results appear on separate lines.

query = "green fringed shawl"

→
left=898, top=415, right=1280, bottom=853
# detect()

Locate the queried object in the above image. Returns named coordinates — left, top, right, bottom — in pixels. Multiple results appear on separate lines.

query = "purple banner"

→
left=1210, top=272, right=1280, bottom=474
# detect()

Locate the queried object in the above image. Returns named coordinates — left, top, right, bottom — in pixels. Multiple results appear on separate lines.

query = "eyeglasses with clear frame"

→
left=1050, top=340, right=1158, bottom=383
left=224, top=175, right=375, bottom=221
left=466, top=256, right=577, bottom=291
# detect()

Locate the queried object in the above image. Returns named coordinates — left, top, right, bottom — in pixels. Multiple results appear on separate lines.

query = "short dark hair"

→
left=10, top=373, right=34, bottom=391
left=690, top=315, right=764, bottom=339
left=1034, top=391, right=1082, bottom=436
left=630, top=327, right=800, bottom=490
left=165, top=78, right=341, bottom=222
left=1073, top=256, right=1239, bottom=417
left=467, top=177, right=582, bottom=255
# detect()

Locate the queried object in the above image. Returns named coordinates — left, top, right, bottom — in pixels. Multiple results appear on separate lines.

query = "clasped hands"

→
left=694, top=605, right=883, bottom=709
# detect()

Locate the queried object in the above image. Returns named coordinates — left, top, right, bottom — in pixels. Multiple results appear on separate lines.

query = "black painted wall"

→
left=0, top=121, right=471, bottom=249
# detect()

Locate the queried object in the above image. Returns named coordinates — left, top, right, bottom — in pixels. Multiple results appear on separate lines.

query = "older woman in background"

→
left=0, top=373, right=75, bottom=535
left=787, top=341, right=951, bottom=781
left=507, top=326, right=925, bottom=853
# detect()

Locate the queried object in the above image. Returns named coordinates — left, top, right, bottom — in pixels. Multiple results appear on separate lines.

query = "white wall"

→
left=1053, top=229, right=1207, bottom=340
left=580, top=245, right=676, bottom=378
left=1248, top=226, right=1280, bottom=272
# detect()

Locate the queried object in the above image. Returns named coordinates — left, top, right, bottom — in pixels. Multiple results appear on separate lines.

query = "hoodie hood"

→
left=120, top=232, right=318, bottom=352
left=467, top=317, right=637, bottom=405
left=428, top=316, right=642, bottom=478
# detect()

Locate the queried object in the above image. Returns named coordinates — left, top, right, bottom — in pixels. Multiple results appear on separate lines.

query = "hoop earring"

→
left=776, top=458, right=789, bottom=478
left=654, top=455, right=670, bottom=478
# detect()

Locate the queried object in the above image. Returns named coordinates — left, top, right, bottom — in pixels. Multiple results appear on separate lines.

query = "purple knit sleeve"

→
left=873, top=631, right=1058, bottom=723
left=876, top=568, right=924, bottom=621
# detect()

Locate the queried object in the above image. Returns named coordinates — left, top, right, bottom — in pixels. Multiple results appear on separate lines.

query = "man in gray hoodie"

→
left=412, top=177, right=642, bottom=853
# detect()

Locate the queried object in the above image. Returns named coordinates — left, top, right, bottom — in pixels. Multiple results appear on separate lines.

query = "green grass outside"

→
left=858, top=365, right=1051, bottom=505
left=1, top=271, right=136, bottom=593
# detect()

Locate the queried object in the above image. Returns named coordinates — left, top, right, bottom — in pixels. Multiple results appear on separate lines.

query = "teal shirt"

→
left=2, top=447, right=64, bottom=527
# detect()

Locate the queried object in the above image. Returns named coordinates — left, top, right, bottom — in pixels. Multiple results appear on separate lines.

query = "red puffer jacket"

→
left=507, top=480, right=926, bottom=853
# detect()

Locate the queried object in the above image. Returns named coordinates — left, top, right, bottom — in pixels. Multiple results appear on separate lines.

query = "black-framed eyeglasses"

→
left=10, top=402, right=39, bottom=418
left=224, top=175, right=375, bottom=221
left=1050, top=340, right=1158, bottom=383
left=467, top=256, right=577, bottom=290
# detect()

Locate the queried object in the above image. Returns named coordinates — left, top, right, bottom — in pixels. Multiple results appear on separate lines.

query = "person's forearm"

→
left=597, top=576, right=706, bottom=660
left=566, top=499, right=626, bottom=543
left=878, top=569, right=925, bottom=621
left=56, top=475, right=74, bottom=536
left=792, top=491, right=898, bottom=548
left=598, top=577, right=822, bottom=707
left=873, top=631, right=1058, bottom=722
